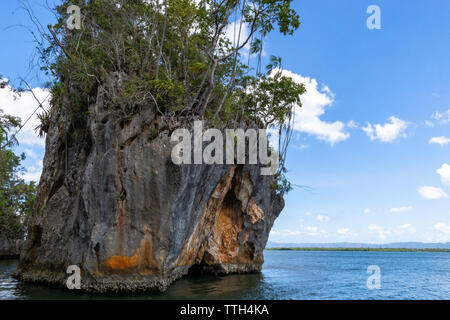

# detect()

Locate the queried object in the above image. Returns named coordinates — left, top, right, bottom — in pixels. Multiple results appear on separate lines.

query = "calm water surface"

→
left=1, top=251, right=449, bottom=299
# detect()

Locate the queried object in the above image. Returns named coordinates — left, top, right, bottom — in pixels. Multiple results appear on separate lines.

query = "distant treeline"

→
left=265, top=247, right=450, bottom=252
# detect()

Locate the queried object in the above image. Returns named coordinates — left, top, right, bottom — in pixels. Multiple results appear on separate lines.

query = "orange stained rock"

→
left=102, top=228, right=159, bottom=274
left=105, top=251, right=140, bottom=270
left=174, top=166, right=237, bottom=267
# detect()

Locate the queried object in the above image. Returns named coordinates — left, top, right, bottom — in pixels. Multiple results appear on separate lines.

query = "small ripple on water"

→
left=1, top=251, right=450, bottom=299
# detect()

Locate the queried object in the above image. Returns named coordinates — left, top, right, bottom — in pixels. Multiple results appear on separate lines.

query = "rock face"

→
left=0, top=237, right=22, bottom=258
left=15, top=89, right=284, bottom=292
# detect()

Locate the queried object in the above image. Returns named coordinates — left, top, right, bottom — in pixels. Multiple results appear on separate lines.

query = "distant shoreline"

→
left=265, top=247, right=450, bottom=252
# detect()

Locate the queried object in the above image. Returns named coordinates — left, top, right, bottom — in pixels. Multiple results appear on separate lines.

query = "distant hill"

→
left=266, top=241, right=450, bottom=249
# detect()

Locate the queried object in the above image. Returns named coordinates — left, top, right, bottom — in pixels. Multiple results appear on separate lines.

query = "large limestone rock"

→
left=0, top=237, right=22, bottom=258
left=15, top=88, right=284, bottom=292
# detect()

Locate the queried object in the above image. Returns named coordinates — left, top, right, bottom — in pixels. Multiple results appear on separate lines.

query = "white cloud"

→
left=21, top=159, right=43, bottom=182
left=429, top=136, right=450, bottom=146
left=223, top=21, right=251, bottom=52
left=362, top=116, right=409, bottom=143
left=437, top=163, right=450, bottom=185
left=434, top=222, right=450, bottom=235
left=337, top=228, right=350, bottom=235
left=426, top=110, right=450, bottom=127
left=368, top=224, right=390, bottom=240
left=433, top=222, right=450, bottom=242
left=304, top=211, right=312, bottom=215
left=336, top=227, right=358, bottom=239
left=280, top=70, right=349, bottom=145
left=336, top=227, right=358, bottom=238
left=431, top=110, right=450, bottom=124
left=270, top=229, right=301, bottom=236
left=425, top=120, right=434, bottom=127
left=294, top=143, right=309, bottom=150
left=321, top=85, right=333, bottom=97
left=389, top=206, right=413, bottom=213
left=347, top=120, right=359, bottom=128
left=317, top=215, right=330, bottom=222
left=24, top=148, right=39, bottom=159
left=363, top=208, right=371, bottom=214
left=418, top=186, right=448, bottom=199
left=0, top=80, right=49, bottom=147
left=305, top=226, right=318, bottom=233
left=298, top=224, right=327, bottom=237
left=396, top=224, right=415, bottom=234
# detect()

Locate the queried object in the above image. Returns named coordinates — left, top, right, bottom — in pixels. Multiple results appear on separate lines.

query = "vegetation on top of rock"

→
left=32, top=0, right=305, bottom=194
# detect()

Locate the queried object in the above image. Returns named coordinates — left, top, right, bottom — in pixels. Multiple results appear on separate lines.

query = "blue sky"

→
left=1, top=0, right=449, bottom=243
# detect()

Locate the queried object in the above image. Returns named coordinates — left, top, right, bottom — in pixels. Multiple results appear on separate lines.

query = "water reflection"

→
left=161, top=273, right=265, bottom=299
left=0, top=259, right=269, bottom=300
left=2, top=250, right=450, bottom=299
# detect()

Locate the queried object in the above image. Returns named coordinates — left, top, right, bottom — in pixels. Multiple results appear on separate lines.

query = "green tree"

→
left=0, top=109, right=37, bottom=240
left=39, top=0, right=303, bottom=123
left=36, top=0, right=305, bottom=194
